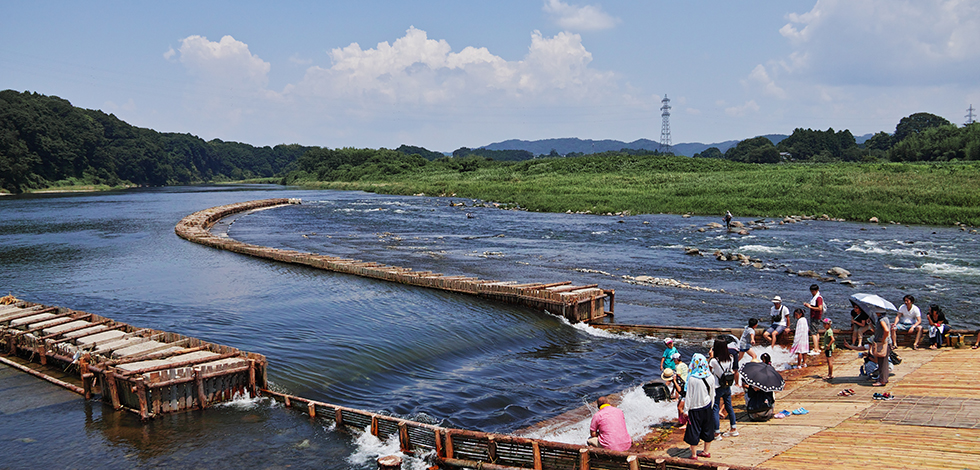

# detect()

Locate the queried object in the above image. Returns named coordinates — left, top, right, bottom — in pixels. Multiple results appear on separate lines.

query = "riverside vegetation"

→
left=281, top=152, right=980, bottom=227
left=4, top=89, right=980, bottom=226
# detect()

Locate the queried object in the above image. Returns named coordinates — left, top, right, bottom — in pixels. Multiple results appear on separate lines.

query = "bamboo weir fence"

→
left=174, top=198, right=614, bottom=323
left=0, top=297, right=267, bottom=420
left=261, top=386, right=762, bottom=470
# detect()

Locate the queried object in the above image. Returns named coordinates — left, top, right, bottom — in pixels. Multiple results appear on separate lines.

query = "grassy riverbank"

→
left=290, top=156, right=980, bottom=226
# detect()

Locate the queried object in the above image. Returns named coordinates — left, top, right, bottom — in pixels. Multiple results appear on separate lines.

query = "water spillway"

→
left=174, top=198, right=614, bottom=323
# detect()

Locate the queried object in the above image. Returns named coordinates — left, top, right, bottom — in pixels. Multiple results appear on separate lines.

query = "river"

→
left=1, top=185, right=977, bottom=469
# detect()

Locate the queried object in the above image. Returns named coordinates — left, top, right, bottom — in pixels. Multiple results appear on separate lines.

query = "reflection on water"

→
left=1, top=186, right=979, bottom=469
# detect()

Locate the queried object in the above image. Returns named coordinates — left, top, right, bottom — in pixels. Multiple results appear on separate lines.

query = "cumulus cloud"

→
left=291, top=27, right=617, bottom=106
left=176, top=35, right=272, bottom=90
left=543, top=0, right=620, bottom=32
left=777, top=0, right=980, bottom=86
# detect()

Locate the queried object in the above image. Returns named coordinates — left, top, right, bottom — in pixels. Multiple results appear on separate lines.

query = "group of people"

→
left=586, top=284, right=979, bottom=458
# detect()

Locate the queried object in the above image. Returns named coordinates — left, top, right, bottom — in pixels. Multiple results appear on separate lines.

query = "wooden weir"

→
left=174, top=198, right=614, bottom=323
left=0, top=298, right=267, bottom=420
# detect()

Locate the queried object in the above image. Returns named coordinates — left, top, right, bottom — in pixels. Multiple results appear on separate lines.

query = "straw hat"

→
left=661, top=368, right=675, bottom=381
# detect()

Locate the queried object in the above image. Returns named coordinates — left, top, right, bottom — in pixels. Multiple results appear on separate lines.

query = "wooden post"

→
left=308, top=402, right=316, bottom=418
left=445, top=430, right=454, bottom=459
left=532, top=441, right=542, bottom=470
left=37, top=343, right=47, bottom=365
left=655, top=458, right=666, bottom=470
left=579, top=447, right=590, bottom=470
left=194, top=366, right=207, bottom=409
left=627, top=455, right=639, bottom=470
left=335, top=408, right=343, bottom=427
left=434, top=429, right=443, bottom=458
left=487, top=435, right=497, bottom=462
left=398, top=422, right=410, bottom=454
left=248, top=359, right=256, bottom=396
left=135, top=377, right=149, bottom=420
left=371, top=415, right=379, bottom=437
left=284, top=395, right=291, bottom=408
left=376, top=455, right=401, bottom=470
left=105, top=368, right=122, bottom=410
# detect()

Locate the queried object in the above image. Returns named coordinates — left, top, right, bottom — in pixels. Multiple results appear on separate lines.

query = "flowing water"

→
left=1, top=186, right=978, bottom=469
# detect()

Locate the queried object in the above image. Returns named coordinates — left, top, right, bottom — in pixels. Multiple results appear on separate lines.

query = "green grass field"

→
left=291, top=156, right=980, bottom=226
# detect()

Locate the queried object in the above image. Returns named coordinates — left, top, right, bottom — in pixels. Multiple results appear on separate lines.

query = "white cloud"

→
left=725, top=100, right=760, bottom=117
left=176, top=35, right=272, bottom=90
left=291, top=27, right=617, bottom=106
left=778, top=0, right=980, bottom=86
left=745, top=64, right=786, bottom=99
left=542, top=0, right=620, bottom=32
left=163, top=47, right=176, bottom=60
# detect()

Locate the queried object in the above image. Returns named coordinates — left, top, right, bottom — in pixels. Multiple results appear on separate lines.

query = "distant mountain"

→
left=481, top=135, right=789, bottom=157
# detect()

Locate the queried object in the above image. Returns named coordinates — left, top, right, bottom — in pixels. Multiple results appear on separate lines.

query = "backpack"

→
left=718, top=361, right=735, bottom=388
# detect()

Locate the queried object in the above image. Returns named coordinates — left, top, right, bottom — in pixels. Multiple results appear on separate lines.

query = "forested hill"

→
left=0, top=90, right=312, bottom=194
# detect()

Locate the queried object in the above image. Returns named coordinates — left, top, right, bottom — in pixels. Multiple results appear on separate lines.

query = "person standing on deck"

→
left=763, top=296, right=789, bottom=347
left=587, top=396, right=632, bottom=451
left=871, top=309, right=892, bottom=386
left=892, top=294, right=923, bottom=349
left=684, top=354, right=716, bottom=460
left=803, top=284, right=825, bottom=354
left=790, top=308, right=810, bottom=368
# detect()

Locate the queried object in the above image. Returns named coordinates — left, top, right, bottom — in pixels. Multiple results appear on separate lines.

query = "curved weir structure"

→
left=169, top=199, right=764, bottom=470
left=175, top=199, right=614, bottom=323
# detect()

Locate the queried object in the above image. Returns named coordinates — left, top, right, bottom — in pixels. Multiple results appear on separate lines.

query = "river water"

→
left=1, top=185, right=978, bottom=469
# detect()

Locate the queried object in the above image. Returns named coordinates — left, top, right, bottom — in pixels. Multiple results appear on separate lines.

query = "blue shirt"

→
left=662, top=346, right=678, bottom=370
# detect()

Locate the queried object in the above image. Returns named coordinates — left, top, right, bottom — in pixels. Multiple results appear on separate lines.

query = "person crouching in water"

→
left=684, top=353, right=716, bottom=460
left=587, top=396, right=632, bottom=451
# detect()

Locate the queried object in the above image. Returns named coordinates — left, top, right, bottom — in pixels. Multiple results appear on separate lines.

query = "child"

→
left=790, top=308, right=809, bottom=368
left=738, top=318, right=759, bottom=363
left=822, top=318, right=835, bottom=380
left=661, top=338, right=678, bottom=371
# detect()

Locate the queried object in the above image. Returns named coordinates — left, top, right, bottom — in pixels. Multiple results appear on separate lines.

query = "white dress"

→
left=790, top=316, right=810, bottom=354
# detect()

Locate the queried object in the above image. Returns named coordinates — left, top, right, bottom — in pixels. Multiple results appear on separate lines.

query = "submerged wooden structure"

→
left=0, top=298, right=266, bottom=420
left=175, top=198, right=613, bottom=323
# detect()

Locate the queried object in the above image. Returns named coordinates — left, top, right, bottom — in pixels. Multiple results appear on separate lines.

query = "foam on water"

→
left=346, top=425, right=432, bottom=470
left=563, top=317, right=652, bottom=343
left=520, top=385, right=677, bottom=445
left=738, top=244, right=789, bottom=255
left=215, top=391, right=269, bottom=411
left=887, top=262, right=980, bottom=277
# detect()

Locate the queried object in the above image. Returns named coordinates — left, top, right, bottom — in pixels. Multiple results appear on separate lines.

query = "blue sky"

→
left=2, top=1, right=978, bottom=152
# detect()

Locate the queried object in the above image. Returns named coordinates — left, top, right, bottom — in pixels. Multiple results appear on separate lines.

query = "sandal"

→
left=697, top=451, right=712, bottom=458
left=871, top=382, right=886, bottom=387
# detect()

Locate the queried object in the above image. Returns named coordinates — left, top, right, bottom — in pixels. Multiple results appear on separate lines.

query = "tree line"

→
left=693, top=112, right=980, bottom=164
left=0, top=90, right=312, bottom=193
left=4, top=89, right=979, bottom=195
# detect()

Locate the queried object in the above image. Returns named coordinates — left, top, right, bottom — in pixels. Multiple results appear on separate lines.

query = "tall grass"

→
left=293, top=156, right=980, bottom=226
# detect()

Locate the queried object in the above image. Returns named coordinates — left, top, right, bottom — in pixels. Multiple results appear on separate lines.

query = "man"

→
left=763, top=296, right=790, bottom=347
left=892, top=294, right=923, bottom=349
left=803, top=284, right=825, bottom=354
left=588, top=396, right=632, bottom=451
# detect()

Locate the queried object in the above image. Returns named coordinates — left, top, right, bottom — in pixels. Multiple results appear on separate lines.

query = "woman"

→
left=790, top=308, right=810, bottom=368
left=684, top=353, right=716, bottom=460
left=927, top=304, right=949, bottom=349
left=850, top=302, right=872, bottom=347
left=870, top=308, right=891, bottom=386
left=710, top=339, right=737, bottom=438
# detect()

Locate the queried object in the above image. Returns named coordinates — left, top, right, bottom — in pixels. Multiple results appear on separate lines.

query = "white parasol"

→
left=849, top=293, right=897, bottom=315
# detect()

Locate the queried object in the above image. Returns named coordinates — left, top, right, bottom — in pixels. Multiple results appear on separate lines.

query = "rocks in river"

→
left=707, top=222, right=724, bottom=229
left=624, top=275, right=720, bottom=292
left=827, top=267, right=851, bottom=278
left=737, top=229, right=750, bottom=235
left=730, top=220, right=744, bottom=228
left=869, top=217, right=879, bottom=223
left=684, top=247, right=702, bottom=256
left=682, top=214, right=692, bottom=218
left=840, top=280, right=855, bottom=287
left=793, top=269, right=836, bottom=282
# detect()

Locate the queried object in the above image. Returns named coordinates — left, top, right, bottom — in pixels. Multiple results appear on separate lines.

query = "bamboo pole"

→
left=0, top=355, right=85, bottom=394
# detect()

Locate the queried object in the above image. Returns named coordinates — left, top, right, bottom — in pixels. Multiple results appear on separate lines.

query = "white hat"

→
left=772, top=295, right=782, bottom=303
left=671, top=352, right=681, bottom=360
left=664, top=337, right=674, bottom=344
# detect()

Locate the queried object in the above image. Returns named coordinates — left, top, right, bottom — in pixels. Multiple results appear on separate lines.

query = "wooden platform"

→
left=651, top=346, right=980, bottom=469
left=0, top=299, right=267, bottom=420
left=175, top=199, right=613, bottom=323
